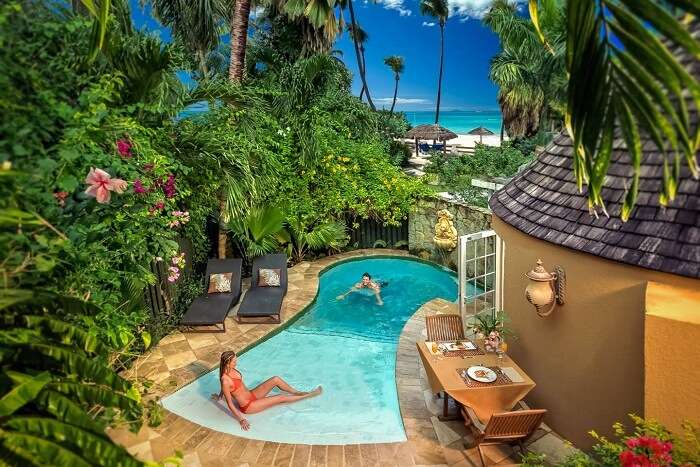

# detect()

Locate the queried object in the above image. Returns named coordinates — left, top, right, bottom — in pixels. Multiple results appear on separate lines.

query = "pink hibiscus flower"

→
left=85, top=168, right=127, bottom=204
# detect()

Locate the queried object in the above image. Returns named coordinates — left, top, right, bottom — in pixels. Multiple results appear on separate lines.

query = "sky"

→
left=130, top=0, right=523, bottom=112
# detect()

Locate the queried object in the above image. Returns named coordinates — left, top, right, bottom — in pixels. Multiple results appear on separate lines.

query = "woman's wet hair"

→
left=219, top=351, right=236, bottom=380
left=362, top=272, right=371, bottom=279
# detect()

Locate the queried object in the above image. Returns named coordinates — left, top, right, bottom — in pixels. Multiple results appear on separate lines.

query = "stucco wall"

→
left=492, top=216, right=700, bottom=449
left=408, top=196, right=492, bottom=268
left=644, top=282, right=700, bottom=435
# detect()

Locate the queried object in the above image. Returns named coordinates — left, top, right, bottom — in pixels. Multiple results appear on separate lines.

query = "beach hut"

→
left=405, top=124, right=458, bottom=154
left=467, top=126, right=495, bottom=143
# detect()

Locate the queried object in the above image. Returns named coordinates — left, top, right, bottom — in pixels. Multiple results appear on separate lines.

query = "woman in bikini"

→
left=213, top=351, right=322, bottom=430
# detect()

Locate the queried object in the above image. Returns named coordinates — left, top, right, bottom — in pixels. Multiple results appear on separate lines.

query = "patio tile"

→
left=258, top=442, right=281, bottom=465
left=430, top=417, right=462, bottom=447
left=526, top=433, right=580, bottom=464
left=164, top=350, right=197, bottom=370
left=290, top=444, right=311, bottom=467
left=343, top=444, right=362, bottom=467
left=326, top=445, right=344, bottom=466
left=309, top=445, right=327, bottom=467
left=480, top=444, right=514, bottom=464
left=240, top=439, right=266, bottom=463
left=273, top=443, right=295, bottom=467
left=359, top=443, right=379, bottom=465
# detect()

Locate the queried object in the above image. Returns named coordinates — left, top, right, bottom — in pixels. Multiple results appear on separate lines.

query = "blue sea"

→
left=404, top=110, right=502, bottom=134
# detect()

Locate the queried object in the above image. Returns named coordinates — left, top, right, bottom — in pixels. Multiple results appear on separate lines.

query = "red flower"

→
left=134, top=179, right=147, bottom=194
left=143, top=163, right=154, bottom=171
left=621, top=436, right=673, bottom=467
left=116, top=139, right=132, bottom=158
left=53, top=191, right=69, bottom=207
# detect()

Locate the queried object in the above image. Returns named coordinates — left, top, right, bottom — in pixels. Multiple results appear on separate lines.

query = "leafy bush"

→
left=425, top=142, right=533, bottom=206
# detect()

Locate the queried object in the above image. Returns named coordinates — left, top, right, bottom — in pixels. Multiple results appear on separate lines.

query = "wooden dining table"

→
left=416, top=341, right=536, bottom=423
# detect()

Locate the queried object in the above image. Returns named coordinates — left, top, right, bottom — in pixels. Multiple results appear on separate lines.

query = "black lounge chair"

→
left=180, top=258, right=242, bottom=332
left=237, top=253, right=288, bottom=324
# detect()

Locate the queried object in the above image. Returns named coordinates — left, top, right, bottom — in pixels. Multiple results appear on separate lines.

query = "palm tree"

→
left=143, top=0, right=227, bottom=79
left=229, top=0, right=253, bottom=82
left=347, top=24, right=370, bottom=102
left=530, top=0, right=700, bottom=220
left=484, top=0, right=565, bottom=138
left=419, top=0, right=448, bottom=124
left=345, top=1, right=376, bottom=110
left=383, top=55, right=405, bottom=114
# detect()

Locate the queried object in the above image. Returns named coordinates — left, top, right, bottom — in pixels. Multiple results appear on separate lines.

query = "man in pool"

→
left=336, top=272, right=384, bottom=305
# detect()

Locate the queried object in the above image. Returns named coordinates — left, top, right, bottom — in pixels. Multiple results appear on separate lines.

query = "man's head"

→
left=361, top=272, right=371, bottom=285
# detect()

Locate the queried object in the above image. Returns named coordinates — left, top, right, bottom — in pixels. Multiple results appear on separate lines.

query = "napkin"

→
left=500, top=367, right=524, bottom=383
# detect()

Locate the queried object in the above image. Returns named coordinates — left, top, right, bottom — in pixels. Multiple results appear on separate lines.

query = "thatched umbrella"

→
left=468, top=126, right=495, bottom=143
left=406, top=124, right=458, bottom=154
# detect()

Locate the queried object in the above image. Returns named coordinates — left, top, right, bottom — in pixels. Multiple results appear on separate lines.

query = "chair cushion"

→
left=181, top=294, right=234, bottom=325
left=237, top=287, right=285, bottom=317
left=258, top=268, right=281, bottom=287
left=208, top=273, right=233, bottom=293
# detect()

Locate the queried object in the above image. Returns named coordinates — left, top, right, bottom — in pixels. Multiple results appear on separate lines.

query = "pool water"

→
left=161, top=257, right=461, bottom=444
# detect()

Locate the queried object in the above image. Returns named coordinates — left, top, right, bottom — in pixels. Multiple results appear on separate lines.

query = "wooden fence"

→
left=347, top=217, right=408, bottom=249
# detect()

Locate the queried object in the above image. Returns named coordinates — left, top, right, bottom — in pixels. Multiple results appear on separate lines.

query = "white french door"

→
left=457, top=230, right=503, bottom=330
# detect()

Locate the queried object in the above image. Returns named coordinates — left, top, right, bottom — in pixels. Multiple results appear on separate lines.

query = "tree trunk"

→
left=229, top=0, right=251, bottom=82
left=197, top=48, right=210, bottom=79
left=359, top=45, right=368, bottom=101
left=435, top=22, right=445, bottom=124
left=348, top=0, right=375, bottom=110
left=389, top=76, right=399, bottom=114
left=218, top=197, right=227, bottom=259
left=500, top=121, right=505, bottom=143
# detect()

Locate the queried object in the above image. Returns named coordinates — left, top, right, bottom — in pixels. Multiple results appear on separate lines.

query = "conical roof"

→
left=406, top=124, right=458, bottom=141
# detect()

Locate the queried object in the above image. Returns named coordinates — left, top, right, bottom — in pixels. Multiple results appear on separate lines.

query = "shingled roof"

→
left=490, top=24, right=700, bottom=279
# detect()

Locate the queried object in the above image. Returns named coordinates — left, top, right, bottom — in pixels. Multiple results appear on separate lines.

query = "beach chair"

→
left=419, top=143, right=431, bottom=153
left=432, top=143, right=445, bottom=151
left=181, top=258, right=242, bottom=332
left=426, top=314, right=465, bottom=342
left=237, top=253, right=288, bottom=324
left=461, top=405, right=547, bottom=466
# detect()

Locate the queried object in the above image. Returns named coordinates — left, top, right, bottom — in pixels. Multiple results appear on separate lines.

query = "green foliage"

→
left=519, top=451, right=547, bottom=467
left=530, top=0, right=700, bottom=220
left=228, top=206, right=287, bottom=261
left=468, top=311, right=515, bottom=340
left=284, top=216, right=347, bottom=263
left=425, top=142, right=533, bottom=206
left=559, top=415, right=700, bottom=467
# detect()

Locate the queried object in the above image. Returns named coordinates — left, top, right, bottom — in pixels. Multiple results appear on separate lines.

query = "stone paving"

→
left=109, top=249, right=577, bottom=466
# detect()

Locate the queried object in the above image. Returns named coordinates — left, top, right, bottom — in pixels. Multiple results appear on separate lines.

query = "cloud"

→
left=449, top=0, right=525, bottom=20
left=375, top=98, right=431, bottom=105
left=422, top=21, right=436, bottom=27
left=372, top=0, right=412, bottom=17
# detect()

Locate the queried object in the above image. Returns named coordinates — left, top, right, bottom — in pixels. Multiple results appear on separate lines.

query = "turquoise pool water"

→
left=161, top=257, right=460, bottom=444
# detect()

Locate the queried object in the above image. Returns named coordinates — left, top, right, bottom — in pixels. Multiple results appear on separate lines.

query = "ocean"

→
left=403, top=110, right=502, bottom=134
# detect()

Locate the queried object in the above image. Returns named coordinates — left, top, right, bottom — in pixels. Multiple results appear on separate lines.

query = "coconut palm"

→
left=530, top=0, right=700, bottom=219
left=143, top=0, right=227, bottom=79
left=419, top=0, right=449, bottom=124
left=347, top=23, right=371, bottom=102
left=484, top=0, right=565, bottom=138
left=344, top=3, right=375, bottom=109
left=383, top=55, right=405, bottom=114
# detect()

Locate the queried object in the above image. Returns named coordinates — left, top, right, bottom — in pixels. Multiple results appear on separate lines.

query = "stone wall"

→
left=408, top=195, right=492, bottom=269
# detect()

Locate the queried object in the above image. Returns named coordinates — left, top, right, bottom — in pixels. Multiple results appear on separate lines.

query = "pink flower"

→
left=85, top=168, right=127, bottom=204
left=53, top=191, right=69, bottom=207
left=133, top=179, right=147, bottom=194
left=116, top=139, right=132, bottom=158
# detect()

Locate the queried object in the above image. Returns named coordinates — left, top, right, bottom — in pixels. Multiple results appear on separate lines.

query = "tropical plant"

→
left=383, top=55, right=405, bottom=114
left=484, top=0, right=566, bottom=138
left=529, top=0, right=700, bottom=220
left=419, top=0, right=449, bottom=124
left=468, top=311, right=515, bottom=340
left=228, top=205, right=287, bottom=260
left=142, top=0, right=228, bottom=79
left=284, top=216, right=347, bottom=262
left=347, top=23, right=371, bottom=103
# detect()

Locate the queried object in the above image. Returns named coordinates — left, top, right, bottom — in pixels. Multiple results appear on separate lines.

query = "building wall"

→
left=644, top=282, right=700, bottom=435
left=408, top=196, right=492, bottom=268
left=492, top=216, right=700, bottom=449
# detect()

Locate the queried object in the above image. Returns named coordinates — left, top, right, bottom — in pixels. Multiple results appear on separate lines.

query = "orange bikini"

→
left=229, top=371, right=257, bottom=414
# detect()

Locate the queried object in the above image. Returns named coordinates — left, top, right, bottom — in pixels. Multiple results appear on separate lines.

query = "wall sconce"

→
left=525, top=259, right=566, bottom=317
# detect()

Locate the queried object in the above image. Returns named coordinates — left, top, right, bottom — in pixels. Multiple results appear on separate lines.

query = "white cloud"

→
left=375, top=98, right=431, bottom=105
left=422, top=21, right=436, bottom=27
left=449, top=0, right=525, bottom=20
left=372, top=0, right=412, bottom=17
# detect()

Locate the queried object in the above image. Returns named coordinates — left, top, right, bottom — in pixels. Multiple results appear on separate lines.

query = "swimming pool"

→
left=161, top=257, right=461, bottom=444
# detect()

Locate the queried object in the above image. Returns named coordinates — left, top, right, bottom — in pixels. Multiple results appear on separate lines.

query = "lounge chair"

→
left=181, top=258, right=243, bottom=333
left=419, top=143, right=431, bottom=153
left=426, top=314, right=465, bottom=342
left=237, top=253, right=288, bottom=324
left=461, top=405, right=547, bottom=466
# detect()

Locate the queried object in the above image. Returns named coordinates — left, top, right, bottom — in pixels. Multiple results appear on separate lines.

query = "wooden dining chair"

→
left=426, top=314, right=465, bottom=342
left=461, top=405, right=547, bottom=467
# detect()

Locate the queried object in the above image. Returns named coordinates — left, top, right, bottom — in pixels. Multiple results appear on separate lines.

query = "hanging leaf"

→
left=0, top=372, right=51, bottom=417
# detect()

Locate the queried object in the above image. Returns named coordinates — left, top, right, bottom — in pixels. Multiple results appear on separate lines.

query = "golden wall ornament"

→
left=525, top=259, right=566, bottom=317
left=433, top=209, right=458, bottom=251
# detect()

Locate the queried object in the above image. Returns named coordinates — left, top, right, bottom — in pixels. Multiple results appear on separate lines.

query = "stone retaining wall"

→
left=408, top=195, right=492, bottom=269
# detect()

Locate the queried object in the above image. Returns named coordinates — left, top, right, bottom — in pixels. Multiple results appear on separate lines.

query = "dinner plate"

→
left=466, top=366, right=497, bottom=383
